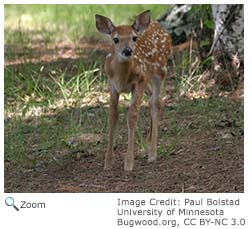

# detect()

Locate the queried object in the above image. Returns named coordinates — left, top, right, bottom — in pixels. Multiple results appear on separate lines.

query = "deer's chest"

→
left=106, top=60, right=141, bottom=94
left=109, top=74, right=135, bottom=93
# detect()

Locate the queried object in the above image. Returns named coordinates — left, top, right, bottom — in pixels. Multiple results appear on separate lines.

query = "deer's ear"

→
left=132, top=10, right=151, bottom=32
left=95, top=15, right=115, bottom=35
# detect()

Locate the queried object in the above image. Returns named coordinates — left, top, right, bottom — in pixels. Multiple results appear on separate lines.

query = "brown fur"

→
left=96, top=10, right=171, bottom=171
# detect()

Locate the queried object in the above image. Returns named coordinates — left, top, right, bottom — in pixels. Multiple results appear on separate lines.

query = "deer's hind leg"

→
left=147, top=76, right=164, bottom=162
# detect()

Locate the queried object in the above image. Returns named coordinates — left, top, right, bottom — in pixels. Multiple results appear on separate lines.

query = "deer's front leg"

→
left=125, top=82, right=145, bottom=171
left=105, top=87, right=119, bottom=170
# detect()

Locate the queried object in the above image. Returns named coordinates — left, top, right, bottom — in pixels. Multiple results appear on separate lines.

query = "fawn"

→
left=95, top=10, right=171, bottom=171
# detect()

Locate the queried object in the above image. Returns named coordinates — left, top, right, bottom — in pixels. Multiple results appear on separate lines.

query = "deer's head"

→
left=95, top=10, right=151, bottom=63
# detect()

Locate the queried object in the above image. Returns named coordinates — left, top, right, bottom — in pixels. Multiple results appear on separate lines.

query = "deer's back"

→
left=134, top=22, right=172, bottom=77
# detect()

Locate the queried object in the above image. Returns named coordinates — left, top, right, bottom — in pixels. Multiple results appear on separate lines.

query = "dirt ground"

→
left=5, top=138, right=243, bottom=193
left=4, top=39, right=244, bottom=193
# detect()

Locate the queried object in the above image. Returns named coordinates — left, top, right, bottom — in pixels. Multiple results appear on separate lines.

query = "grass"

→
left=4, top=4, right=167, bottom=47
left=4, top=58, right=105, bottom=116
left=4, top=4, right=243, bottom=168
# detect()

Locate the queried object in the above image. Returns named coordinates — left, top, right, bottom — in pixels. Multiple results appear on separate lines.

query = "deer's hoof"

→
left=147, top=155, right=157, bottom=163
left=124, top=160, right=134, bottom=171
left=104, top=159, right=114, bottom=170
left=147, top=149, right=157, bottom=163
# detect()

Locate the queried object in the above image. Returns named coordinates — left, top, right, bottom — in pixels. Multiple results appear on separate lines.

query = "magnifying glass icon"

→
left=5, top=197, right=19, bottom=211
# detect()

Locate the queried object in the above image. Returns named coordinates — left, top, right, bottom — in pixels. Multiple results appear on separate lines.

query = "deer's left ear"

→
left=132, top=10, right=151, bottom=32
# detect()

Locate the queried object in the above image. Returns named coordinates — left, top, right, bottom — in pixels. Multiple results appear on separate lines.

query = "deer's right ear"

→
left=95, top=15, right=115, bottom=35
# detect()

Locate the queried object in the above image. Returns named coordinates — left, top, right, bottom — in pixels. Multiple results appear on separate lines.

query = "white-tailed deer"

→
left=95, top=10, right=171, bottom=171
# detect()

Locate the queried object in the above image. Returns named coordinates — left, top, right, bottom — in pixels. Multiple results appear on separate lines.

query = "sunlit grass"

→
left=4, top=58, right=106, bottom=118
left=4, top=4, right=168, bottom=45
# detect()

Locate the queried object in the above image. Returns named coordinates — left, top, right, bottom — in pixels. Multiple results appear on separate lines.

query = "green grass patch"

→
left=5, top=4, right=168, bottom=46
left=4, top=58, right=105, bottom=116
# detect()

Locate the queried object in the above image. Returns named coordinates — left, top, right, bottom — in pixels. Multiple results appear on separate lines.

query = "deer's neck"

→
left=107, top=55, right=139, bottom=93
left=113, top=56, right=134, bottom=79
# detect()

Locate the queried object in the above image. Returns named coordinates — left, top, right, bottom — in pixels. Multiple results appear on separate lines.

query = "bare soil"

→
left=4, top=128, right=244, bottom=193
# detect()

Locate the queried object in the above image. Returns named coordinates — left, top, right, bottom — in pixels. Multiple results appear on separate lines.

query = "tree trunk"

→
left=159, top=4, right=244, bottom=64
left=159, top=4, right=244, bottom=91
left=209, top=4, right=244, bottom=64
left=158, top=5, right=193, bottom=45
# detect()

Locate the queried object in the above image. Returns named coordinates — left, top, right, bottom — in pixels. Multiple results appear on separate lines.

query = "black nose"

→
left=122, top=47, right=133, bottom=57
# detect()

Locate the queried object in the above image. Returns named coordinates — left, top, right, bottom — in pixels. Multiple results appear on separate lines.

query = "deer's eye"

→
left=132, top=36, right=137, bottom=42
left=113, top=37, right=119, bottom=44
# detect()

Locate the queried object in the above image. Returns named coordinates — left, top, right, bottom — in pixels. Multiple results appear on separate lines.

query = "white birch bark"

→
left=210, top=4, right=244, bottom=63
